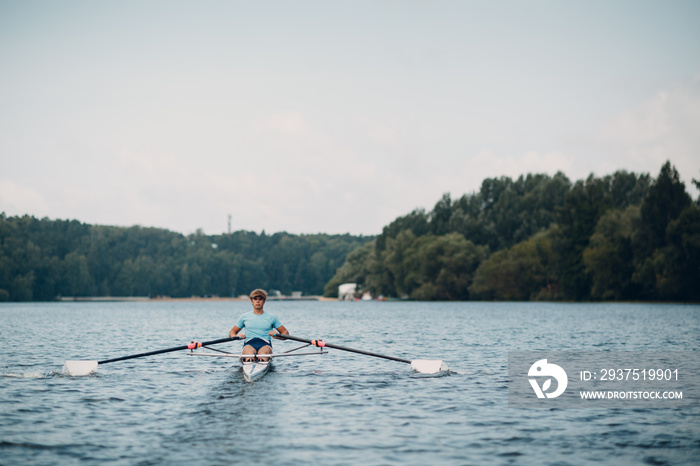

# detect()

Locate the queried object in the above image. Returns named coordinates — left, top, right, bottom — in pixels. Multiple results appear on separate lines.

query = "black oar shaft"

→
left=277, top=334, right=411, bottom=364
left=98, top=337, right=239, bottom=365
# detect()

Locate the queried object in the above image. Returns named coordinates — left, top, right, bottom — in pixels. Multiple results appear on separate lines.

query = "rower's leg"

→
left=257, top=345, right=272, bottom=363
left=242, top=344, right=257, bottom=363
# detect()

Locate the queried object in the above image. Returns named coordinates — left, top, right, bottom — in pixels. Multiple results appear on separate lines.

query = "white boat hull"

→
left=242, top=360, right=270, bottom=382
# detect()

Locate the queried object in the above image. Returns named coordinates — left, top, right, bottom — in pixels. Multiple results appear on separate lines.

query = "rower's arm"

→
left=229, top=325, right=244, bottom=338
left=272, top=325, right=289, bottom=338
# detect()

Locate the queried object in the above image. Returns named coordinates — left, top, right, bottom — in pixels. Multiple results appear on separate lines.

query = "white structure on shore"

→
left=338, top=283, right=357, bottom=301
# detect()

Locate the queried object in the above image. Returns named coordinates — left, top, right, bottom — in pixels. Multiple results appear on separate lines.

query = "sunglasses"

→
left=251, top=296, right=265, bottom=301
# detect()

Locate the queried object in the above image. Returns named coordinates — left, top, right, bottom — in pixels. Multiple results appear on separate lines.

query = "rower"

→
left=228, top=289, right=289, bottom=363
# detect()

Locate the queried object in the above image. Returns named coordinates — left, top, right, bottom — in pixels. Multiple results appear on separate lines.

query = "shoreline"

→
left=57, top=296, right=337, bottom=302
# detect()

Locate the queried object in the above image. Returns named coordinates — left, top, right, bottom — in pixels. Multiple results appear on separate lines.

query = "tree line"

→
left=0, top=217, right=371, bottom=302
left=2, top=161, right=698, bottom=303
left=325, top=161, right=700, bottom=302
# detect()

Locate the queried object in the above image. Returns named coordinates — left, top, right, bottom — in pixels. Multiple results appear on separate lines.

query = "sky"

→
left=1, top=0, right=699, bottom=236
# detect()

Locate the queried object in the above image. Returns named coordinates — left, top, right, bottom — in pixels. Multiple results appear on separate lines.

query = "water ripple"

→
left=0, top=301, right=698, bottom=465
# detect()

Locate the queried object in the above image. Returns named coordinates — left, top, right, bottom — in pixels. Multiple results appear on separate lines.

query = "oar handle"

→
left=276, top=334, right=411, bottom=364
left=98, top=337, right=240, bottom=365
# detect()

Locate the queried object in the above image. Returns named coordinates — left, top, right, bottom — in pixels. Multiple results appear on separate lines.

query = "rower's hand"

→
left=270, top=330, right=281, bottom=339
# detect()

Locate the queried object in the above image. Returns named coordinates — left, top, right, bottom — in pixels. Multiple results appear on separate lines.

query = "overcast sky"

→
left=1, top=1, right=699, bottom=236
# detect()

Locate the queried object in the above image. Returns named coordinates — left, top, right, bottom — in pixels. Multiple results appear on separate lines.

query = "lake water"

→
left=1, top=301, right=699, bottom=465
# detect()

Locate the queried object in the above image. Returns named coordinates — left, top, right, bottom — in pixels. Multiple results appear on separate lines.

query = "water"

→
left=1, top=301, right=699, bottom=465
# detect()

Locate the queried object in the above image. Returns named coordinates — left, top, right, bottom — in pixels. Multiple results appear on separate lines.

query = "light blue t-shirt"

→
left=235, top=311, right=282, bottom=343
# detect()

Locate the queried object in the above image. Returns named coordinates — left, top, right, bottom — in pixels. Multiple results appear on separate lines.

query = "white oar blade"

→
left=411, top=359, right=448, bottom=374
left=63, top=360, right=99, bottom=376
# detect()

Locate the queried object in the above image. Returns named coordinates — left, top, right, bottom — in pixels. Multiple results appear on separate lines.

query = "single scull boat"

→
left=188, top=346, right=329, bottom=382
left=62, top=334, right=447, bottom=379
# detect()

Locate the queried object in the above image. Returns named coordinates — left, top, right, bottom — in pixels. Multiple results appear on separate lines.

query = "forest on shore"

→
left=325, top=161, right=700, bottom=302
left=1, top=160, right=698, bottom=303
left=0, top=219, right=370, bottom=301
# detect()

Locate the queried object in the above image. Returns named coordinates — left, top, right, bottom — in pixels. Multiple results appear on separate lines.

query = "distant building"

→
left=338, top=283, right=357, bottom=301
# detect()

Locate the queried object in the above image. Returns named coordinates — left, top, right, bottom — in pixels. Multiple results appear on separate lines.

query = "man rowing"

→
left=228, top=289, right=289, bottom=362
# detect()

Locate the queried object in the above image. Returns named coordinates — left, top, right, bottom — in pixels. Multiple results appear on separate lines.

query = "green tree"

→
left=632, top=162, right=693, bottom=299
left=11, top=272, right=35, bottom=301
left=552, top=176, right=607, bottom=300
left=665, top=206, right=700, bottom=300
left=61, top=252, right=93, bottom=297
left=639, top=161, right=692, bottom=252
left=470, top=231, right=557, bottom=301
left=404, top=233, right=488, bottom=300
left=324, top=241, right=377, bottom=297
left=381, top=229, right=418, bottom=298
left=429, top=193, right=453, bottom=236
left=583, top=206, right=640, bottom=300
left=632, top=205, right=700, bottom=301
left=375, top=209, right=429, bottom=254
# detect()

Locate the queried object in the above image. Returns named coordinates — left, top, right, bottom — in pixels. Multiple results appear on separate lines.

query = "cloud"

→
left=0, top=179, right=48, bottom=215
left=255, top=111, right=308, bottom=136
left=414, top=150, right=577, bottom=208
left=597, top=75, right=700, bottom=187
left=359, top=118, right=399, bottom=146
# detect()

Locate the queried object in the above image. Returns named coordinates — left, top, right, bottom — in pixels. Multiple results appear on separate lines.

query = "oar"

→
left=275, top=334, right=448, bottom=374
left=63, top=336, right=241, bottom=376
